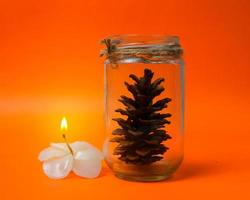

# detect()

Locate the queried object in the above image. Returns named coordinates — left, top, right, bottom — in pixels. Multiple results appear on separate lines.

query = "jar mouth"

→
left=100, top=34, right=183, bottom=63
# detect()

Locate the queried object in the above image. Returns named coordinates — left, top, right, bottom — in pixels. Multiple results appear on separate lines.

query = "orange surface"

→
left=0, top=0, right=250, bottom=199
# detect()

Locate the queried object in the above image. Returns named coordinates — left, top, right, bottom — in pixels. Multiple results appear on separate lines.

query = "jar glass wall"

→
left=101, top=35, right=184, bottom=182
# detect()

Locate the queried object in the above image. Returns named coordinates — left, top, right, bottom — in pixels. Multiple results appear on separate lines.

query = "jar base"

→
left=106, top=157, right=183, bottom=182
left=114, top=172, right=171, bottom=182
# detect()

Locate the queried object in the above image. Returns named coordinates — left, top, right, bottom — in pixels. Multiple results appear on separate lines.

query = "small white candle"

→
left=38, top=117, right=103, bottom=179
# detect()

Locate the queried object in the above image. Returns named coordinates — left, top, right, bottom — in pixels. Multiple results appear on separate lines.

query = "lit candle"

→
left=38, top=117, right=103, bottom=179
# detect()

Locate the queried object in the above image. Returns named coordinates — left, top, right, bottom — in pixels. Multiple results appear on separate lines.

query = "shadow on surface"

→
left=64, top=160, right=226, bottom=181
left=65, top=166, right=111, bottom=180
left=169, top=160, right=226, bottom=182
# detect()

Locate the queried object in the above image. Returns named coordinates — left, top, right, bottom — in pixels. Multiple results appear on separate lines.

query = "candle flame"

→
left=61, top=117, right=68, bottom=131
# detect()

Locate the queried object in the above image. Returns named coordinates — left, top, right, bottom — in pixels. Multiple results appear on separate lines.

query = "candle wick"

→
left=62, top=134, right=74, bottom=155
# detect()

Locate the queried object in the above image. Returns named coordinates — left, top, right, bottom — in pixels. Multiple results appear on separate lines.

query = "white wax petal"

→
left=38, top=147, right=68, bottom=161
left=43, top=155, right=73, bottom=179
left=50, top=143, right=70, bottom=153
left=71, top=141, right=104, bottom=160
left=72, top=149, right=102, bottom=178
left=70, top=141, right=92, bottom=151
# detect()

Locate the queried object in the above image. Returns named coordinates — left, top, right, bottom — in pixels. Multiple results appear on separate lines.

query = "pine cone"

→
left=111, top=68, right=172, bottom=165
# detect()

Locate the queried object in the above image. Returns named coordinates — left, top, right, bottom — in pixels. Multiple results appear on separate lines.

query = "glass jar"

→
left=101, top=35, right=184, bottom=182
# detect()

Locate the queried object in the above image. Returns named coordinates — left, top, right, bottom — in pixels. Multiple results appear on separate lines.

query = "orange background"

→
left=0, top=0, right=250, bottom=199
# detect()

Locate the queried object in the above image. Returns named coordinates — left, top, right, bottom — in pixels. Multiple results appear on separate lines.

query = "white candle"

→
left=38, top=117, right=103, bottom=179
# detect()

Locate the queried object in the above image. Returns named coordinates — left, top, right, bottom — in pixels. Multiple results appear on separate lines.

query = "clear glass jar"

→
left=101, top=35, right=184, bottom=182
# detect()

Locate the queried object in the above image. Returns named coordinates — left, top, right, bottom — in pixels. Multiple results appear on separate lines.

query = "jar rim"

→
left=100, top=34, right=183, bottom=63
